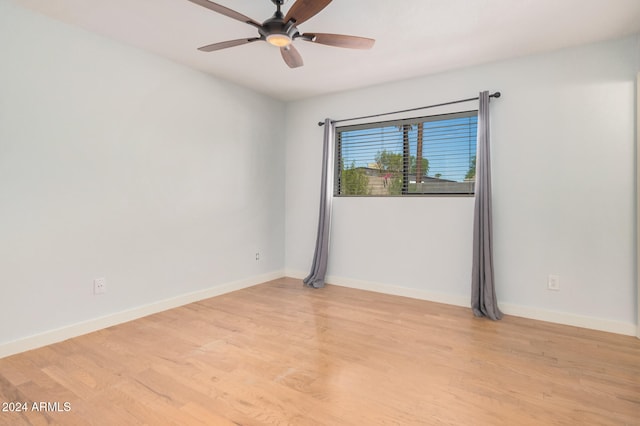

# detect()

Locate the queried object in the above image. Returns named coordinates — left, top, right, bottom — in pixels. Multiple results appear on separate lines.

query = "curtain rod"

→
left=318, top=91, right=501, bottom=126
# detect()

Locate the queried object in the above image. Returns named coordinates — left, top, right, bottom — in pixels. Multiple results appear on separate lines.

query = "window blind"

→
left=335, top=110, right=478, bottom=196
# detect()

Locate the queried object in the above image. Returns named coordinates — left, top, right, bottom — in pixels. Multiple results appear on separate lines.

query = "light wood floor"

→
left=1, top=277, right=639, bottom=425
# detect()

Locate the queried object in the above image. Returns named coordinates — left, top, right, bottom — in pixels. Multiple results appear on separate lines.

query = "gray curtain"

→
left=304, top=118, right=335, bottom=289
left=471, top=91, right=503, bottom=320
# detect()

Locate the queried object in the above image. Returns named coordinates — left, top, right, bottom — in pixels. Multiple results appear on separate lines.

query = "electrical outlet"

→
left=255, top=252, right=260, bottom=261
left=547, top=274, right=560, bottom=291
left=94, top=277, right=106, bottom=295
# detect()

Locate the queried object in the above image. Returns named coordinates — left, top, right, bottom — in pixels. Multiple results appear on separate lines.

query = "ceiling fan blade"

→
left=284, top=0, right=332, bottom=26
left=280, top=45, right=304, bottom=68
left=198, top=38, right=261, bottom=52
left=303, top=33, right=375, bottom=49
left=187, top=0, right=261, bottom=27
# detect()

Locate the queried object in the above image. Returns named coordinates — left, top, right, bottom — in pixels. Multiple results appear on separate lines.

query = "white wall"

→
left=285, top=36, right=638, bottom=334
left=0, top=2, right=285, bottom=349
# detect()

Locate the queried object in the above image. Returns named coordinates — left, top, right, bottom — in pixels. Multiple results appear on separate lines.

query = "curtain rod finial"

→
left=318, top=121, right=325, bottom=126
left=492, top=92, right=501, bottom=98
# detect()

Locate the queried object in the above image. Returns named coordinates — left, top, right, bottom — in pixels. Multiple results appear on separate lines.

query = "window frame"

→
left=334, top=110, right=478, bottom=197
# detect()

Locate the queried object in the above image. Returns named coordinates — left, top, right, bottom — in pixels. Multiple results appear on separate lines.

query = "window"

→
left=335, top=111, right=478, bottom=196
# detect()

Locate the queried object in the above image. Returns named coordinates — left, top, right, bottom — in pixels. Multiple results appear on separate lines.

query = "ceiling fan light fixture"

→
left=266, top=33, right=292, bottom=47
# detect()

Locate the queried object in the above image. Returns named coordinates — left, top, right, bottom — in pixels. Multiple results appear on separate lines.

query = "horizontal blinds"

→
left=336, top=110, right=478, bottom=196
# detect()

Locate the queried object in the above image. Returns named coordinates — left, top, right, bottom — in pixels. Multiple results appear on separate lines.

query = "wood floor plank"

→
left=1, top=277, right=639, bottom=425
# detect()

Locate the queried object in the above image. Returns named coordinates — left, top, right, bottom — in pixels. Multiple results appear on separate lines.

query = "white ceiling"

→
left=14, top=0, right=640, bottom=101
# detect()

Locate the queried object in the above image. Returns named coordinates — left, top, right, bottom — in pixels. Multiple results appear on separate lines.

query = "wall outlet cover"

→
left=547, top=275, right=560, bottom=291
left=94, top=277, right=106, bottom=295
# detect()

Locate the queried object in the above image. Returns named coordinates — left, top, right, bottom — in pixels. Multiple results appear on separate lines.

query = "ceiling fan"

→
left=187, top=0, right=375, bottom=68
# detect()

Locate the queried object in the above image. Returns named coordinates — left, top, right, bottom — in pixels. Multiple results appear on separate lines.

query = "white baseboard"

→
left=498, top=303, right=637, bottom=336
left=0, top=270, right=285, bottom=359
left=4, top=270, right=635, bottom=359
left=285, top=270, right=637, bottom=337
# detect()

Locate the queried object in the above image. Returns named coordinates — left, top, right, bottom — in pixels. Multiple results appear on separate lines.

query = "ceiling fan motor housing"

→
left=260, top=2, right=299, bottom=44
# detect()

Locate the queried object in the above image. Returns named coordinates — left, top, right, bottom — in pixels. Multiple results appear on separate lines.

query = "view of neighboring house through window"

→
left=335, top=110, right=478, bottom=196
